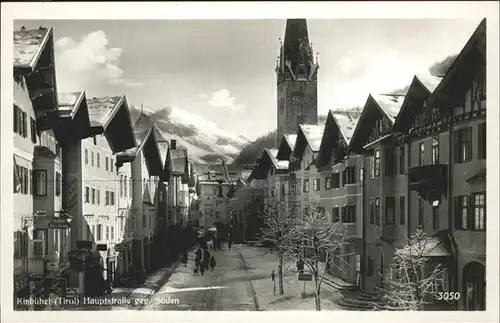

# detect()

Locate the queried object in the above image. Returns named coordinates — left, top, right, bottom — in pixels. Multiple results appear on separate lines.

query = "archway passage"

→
left=463, top=261, right=485, bottom=310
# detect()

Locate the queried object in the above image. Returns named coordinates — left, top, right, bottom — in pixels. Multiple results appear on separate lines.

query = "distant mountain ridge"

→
left=128, top=105, right=250, bottom=164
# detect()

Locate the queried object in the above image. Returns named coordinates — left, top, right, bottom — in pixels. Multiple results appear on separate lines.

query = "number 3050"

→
left=436, top=292, right=461, bottom=301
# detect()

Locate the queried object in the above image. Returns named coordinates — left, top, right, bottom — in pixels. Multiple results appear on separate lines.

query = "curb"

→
left=238, top=252, right=260, bottom=311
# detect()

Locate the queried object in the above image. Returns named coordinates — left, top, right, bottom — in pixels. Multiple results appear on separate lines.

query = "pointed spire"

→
left=283, top=19, right=314, bottom=74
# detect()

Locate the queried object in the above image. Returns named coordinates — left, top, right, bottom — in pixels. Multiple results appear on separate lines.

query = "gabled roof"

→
left=264, top=148, right=289, bottom=171
left=14, top=27, right=53, bottom=73
left=371, top=94, right=404, bottom=123
left=293, top=124, right=325, bottom=159
left=316, top=110, right=361, bottom=169
left=428, top=18, right=486, bottom=108
left=58, top=92, right=86, bottom=119
left=349, top=94, right=404, bottom=153
left=392, top=75, right=442, bottom=132
left=276, top=134, right=297, bottom=160
left=87, top=95, right=136, bottom=152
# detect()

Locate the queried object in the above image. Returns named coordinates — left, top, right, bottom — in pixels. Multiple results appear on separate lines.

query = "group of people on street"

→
left=184, top=246, right=216, bottom=276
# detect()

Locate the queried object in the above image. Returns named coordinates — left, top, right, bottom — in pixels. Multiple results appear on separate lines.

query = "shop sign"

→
left=48, top=218, right=71, bottom=229
left=115, top=243, right=129, bottom=251
left=96, top=244, right=108, bottom=251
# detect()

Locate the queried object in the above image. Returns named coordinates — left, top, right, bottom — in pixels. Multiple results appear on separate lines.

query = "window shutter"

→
left=468, top=195, right=474, bottom=230
left=13, top=106, right=18, bottom=133
left=22, top=111, right=28, bottom=137
left=453, top=131, right=460, bottom=163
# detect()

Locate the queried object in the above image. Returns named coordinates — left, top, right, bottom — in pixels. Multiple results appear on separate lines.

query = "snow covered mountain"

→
left=128, top=105, right=250, bottom=164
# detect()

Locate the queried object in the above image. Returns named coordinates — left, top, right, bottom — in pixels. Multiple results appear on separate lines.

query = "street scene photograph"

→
left=5, top=4, right=494, bottom=317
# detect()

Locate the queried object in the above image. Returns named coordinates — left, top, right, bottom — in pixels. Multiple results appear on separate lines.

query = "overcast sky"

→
left=17, top=19, right=481, bottom=139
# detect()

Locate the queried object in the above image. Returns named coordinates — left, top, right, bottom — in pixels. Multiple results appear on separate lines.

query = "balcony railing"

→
left=408, top=164, right=448, bottom=202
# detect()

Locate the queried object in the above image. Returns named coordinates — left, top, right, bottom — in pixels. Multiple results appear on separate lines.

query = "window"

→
left=370, top=156, right=375, bottom=179
left=96, top=224, right=102, bottom=241
left=384, top=148, right=396, bottom=176
left=110, top=158, right=114, bottom=172
left=111, top=226, right=114, bottom=240
left=325, top=177, right=331, bottom=190
left=97, top=153, right=100, bottom=168
left=433, top=206, right=440, bottom=230
left=374, top=150, right=380, bottom=177
left=342, top=206, right=356, bottom=223
left=472, top=193, right=486, bottom=231
left=478, top=123, right=486, bottom=159
left=32, top=229, right=48, bottom=257
left=34, top=170, right=47, bottom=196
left=55, top=172, right=61, bottom=196
left=303, top=179, right=309, bottom=193
left=318, top=207, right=326, bottom=218
left=455, top=196, right=469, bottom=230
left=399, top=196, right=405, bottom=225
left=105, top=157, right=109, bottom=171
left=375, top=198, right=380, bottom=225
left=85, top=186, right=90, bottom=203
left=343, top=166, right=356, bottom=185
left=23, top=167, right=28, bottom=194
left=124, top=176, right=128, bottom=197
left=418, top=197, right=424, bottom=228
left=432, top=137, right=439, bottom=165
left=418, top=142, right=425, bottom=166
left=30, top=117, right=37, bottom=143
left=105, top=190, right=110, bottom=205
left=332, top=173, right=340, bottom=188
left=454, top=127, right=472, bottom=163
left=13, top=105, right=19, bottom=134
left=106, top=226, right=109, bottom=240
left=385, top=197, right=395, bottom=224
left=129, top=178, right=133, bottom=197
left=93, top=136, right=97, bottom=145
left=120, top=175, right=124, bottom=197
left=90, top=188, right=95, bottom=204
left=21, top=111, right=27, bottom=137
left=367, top=257, right=374, bottom=277
left=85, top=149, right=89, bottom=165
left=91, top=151, right=94, bottom=167
left=399, top=146, right=405, bottom=174
left=110, top=191, right=115, bottom=205
left=370, top=200, right=375, bottom=224
left=359, top=168, right=364, bottom=181
left=313, top=178, right=320, bottom=191
left=96, top=189, right=100, bottom=205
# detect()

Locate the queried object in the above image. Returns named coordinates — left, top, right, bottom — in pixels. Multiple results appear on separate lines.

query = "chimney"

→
left=170, top=139, right=177, bottom=150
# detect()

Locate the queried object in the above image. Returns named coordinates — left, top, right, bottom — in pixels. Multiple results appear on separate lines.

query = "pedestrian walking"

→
left=271, top=270, right=276, bottom=295
left=200, top=265, right=205, bottom=276
left=182, top=252, right=188, bottom=267
left=228, top=240, right=232, bottom=251
left=210, top=256, right=216, bottom=271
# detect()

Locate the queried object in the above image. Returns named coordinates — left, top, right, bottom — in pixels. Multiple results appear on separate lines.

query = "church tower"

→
left=276, top=19, right=319, bottom=145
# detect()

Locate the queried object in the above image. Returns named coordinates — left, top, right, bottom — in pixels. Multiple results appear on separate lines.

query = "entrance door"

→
left=463, top=262, right=486, bottom=310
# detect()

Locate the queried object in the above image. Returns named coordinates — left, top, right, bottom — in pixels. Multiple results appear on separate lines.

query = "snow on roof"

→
left=170, top=149, right=187, bottom=174
left=57, top=92, right=84, bottom=118
left=284, top=134, right=297, bottom=150
left=300, top=124, right=325, bottom=152
left=264, top=148, right=288, bottom=170
left=415, top=74, right=444, bottom=94
left=13, top=27, right=51, bottom=68
left=87, top=96, right=123, bottom=127
left=330, top=111, right=361, bottom=145
left=116, top=147, right=139, bottom=158
left=133, top=114, right=154, bottom=145
left=371, top=94, right=404, bottom=123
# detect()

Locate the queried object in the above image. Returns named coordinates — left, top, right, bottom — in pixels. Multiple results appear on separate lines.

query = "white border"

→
left=1, top=2, right=499, bottom=323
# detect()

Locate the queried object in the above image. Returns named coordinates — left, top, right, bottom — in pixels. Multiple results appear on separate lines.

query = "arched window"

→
left=463, top=261, right=485, bottom=310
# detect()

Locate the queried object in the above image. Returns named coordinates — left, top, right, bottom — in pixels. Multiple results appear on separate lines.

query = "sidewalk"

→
left=237, top=245, right=343, bottom=311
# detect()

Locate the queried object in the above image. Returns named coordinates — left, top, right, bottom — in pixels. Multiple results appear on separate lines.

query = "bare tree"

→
left=284, top=201, right=346, bottom=311
left=378, top=228, right=448, bottom=311
left=257, top=200, right=296, bottom=295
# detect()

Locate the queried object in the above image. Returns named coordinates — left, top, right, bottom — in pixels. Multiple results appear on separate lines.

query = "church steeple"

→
left=277, top=19, right=319, bottom=82
left=276, top=19, right=319, bottom=146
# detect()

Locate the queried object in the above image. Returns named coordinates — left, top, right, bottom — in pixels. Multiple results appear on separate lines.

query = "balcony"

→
left=381, top=224, right=399, bottom=242
left=408, top=164, right=448, bottom=202
left=26, top=258, right=46, bottom=277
